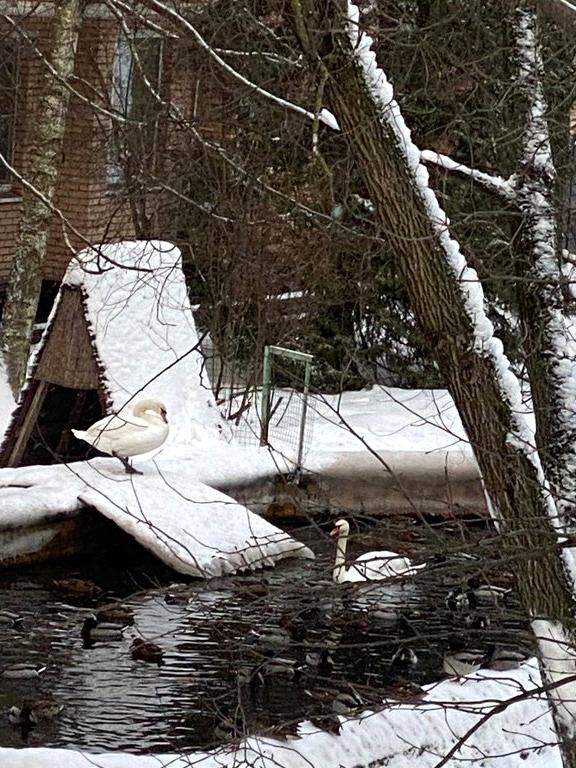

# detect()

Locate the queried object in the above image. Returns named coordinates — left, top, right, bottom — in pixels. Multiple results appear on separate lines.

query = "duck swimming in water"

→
left=81, top=615, right=127, bottom=645
left=131, top=637, right=164, bottom=665
left=72, top=398, right=169, bottom=474
left=2, top=663, right=46, bottom=680
left=9, top=699, right=63, bottom=726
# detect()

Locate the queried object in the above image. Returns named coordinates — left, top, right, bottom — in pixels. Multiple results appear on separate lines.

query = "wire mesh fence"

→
left=197, top=333, right=314, bottom=470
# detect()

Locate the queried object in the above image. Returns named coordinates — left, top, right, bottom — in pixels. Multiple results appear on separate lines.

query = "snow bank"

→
left=0, top=459, right=313, bottom=576
left=0, top=663, right=559, bottom=768
left=64, top=240, right=222, bottom=449
left=75, top=460, right=313, bottom=576
left=0, top=357, right=15, bottom=442
left=307, top=386, right=471, bottom=455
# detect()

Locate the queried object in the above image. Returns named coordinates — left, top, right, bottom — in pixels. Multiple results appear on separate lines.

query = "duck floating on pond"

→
left=246, top=626, right=291, bottom=651
left=483, top=645, right=530, bottom=671
left=96, top=603, right=135, bottom=626
left=72, top=398, right=169, bottom=474
left=81, top=615, right=127, bottom=645
left=443, top=645, right=490, bottom=678
left=2, top=662, right=46, bottom=680
left=446, top=578, right=512, bottom=613
left=131, top=637, right=164, bottom=665
left=390, top=646, right=418, bottom=672
left=52, top=578, right=102, bottom=599
left=0, top=610, right=23, bottom=628
left=9, top=699, right=63, bottom=726
left=305, top=649, right=334, bottom=675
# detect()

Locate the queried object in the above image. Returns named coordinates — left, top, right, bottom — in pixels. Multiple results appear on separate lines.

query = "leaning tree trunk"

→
left=0, top=0, right=83, bottom=397
left=290, top=0, right=576, bottom=763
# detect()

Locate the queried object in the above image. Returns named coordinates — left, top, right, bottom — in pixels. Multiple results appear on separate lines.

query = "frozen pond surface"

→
left=0, top=518, right=531, bottom=753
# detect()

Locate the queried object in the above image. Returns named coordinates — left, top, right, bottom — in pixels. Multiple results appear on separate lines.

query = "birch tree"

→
left=0, top=0, right=84, bottom=397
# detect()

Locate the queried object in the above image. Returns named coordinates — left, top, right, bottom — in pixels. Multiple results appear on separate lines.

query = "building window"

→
left=0, top=40, right=17, bottom=186
left=108, top=34, right=163, bottom=187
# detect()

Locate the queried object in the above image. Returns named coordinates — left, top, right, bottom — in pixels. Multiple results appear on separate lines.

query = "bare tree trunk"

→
left=0, top=0, right=83, bottom=397
left=291, top=0, right=576, bottom=762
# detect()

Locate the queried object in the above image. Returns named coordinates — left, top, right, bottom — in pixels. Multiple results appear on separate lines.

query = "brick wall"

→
left=0, top=199, right=21, bottom=284
left=0, top=13, right=136, bottom=286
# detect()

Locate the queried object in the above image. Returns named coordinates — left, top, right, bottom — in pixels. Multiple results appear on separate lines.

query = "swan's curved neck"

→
left=333, top=529, right=348, bottom=583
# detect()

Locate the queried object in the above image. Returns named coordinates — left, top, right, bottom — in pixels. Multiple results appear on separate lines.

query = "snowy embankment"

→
left=0, top=239, right=481, bottom=571
left=0, top=459, right=313, bottom=576
left=0, top=663, right=559, bottom=768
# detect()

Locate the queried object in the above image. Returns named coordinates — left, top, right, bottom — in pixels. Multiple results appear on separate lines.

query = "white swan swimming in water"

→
left=72, top=398, right=169, bottom=474
left=330, top=518, right=423, bottom=583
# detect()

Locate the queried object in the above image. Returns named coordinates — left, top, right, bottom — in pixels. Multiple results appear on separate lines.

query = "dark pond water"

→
left=0, top=516, right=532, bottom=753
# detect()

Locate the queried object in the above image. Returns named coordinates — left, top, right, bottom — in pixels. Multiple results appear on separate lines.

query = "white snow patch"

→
left=420, top=149, right=516, bottom=199
left=306, top=386, right=470, bottom=455
left=0, top=357, right=16, bottom=442
left=532, top=618, right=576, bottom=733
left=0, top=459, right=313, bottom=576
left=319, top=107, right=339, bottom=131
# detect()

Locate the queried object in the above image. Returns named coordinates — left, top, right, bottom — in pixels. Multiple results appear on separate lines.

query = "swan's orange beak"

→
left=330, top=526, right=340, bottom=538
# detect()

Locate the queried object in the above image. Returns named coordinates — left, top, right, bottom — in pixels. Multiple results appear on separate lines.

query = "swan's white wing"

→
left=351, top=550, right=418, bottom=580
left=355, top=549, right=406, bottom=564
left=84, top=413, right=148, bottom=439
left=81, top=413, right=154, bottom=455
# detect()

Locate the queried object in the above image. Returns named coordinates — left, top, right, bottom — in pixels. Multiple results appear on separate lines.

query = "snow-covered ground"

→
left=0, top=241, right=554, bottom=766
left=305, top=386, right=470, bottom=455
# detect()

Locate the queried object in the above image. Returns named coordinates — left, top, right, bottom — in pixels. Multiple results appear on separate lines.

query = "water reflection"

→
left=0, top=521, right=530, bottom=752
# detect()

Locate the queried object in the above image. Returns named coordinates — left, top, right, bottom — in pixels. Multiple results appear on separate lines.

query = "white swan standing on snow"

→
left=330, top=518, right=423, bottom=583
left=72, top=398, right=169, bottom=474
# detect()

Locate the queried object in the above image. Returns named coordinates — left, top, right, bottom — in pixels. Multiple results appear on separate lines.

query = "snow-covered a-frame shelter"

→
left=0, top=240, right=221, bottom=467
left=0, top=241, right=314, bottom=576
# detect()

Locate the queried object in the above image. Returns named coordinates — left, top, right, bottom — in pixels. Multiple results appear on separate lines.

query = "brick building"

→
left=0, top=2, right=205, bottom=315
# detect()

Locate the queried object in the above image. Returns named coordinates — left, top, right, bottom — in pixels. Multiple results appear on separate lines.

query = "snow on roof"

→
left=0, top=661, right=559, bottom=768
left=0, top=458, right=313, bottom=576
left=64, top=240, right=222, bottom=448
left=76, top=461, right=313, bottom=576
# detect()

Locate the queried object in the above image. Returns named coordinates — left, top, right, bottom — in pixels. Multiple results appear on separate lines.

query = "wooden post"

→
left=7, top=380, right=48, bottom=467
